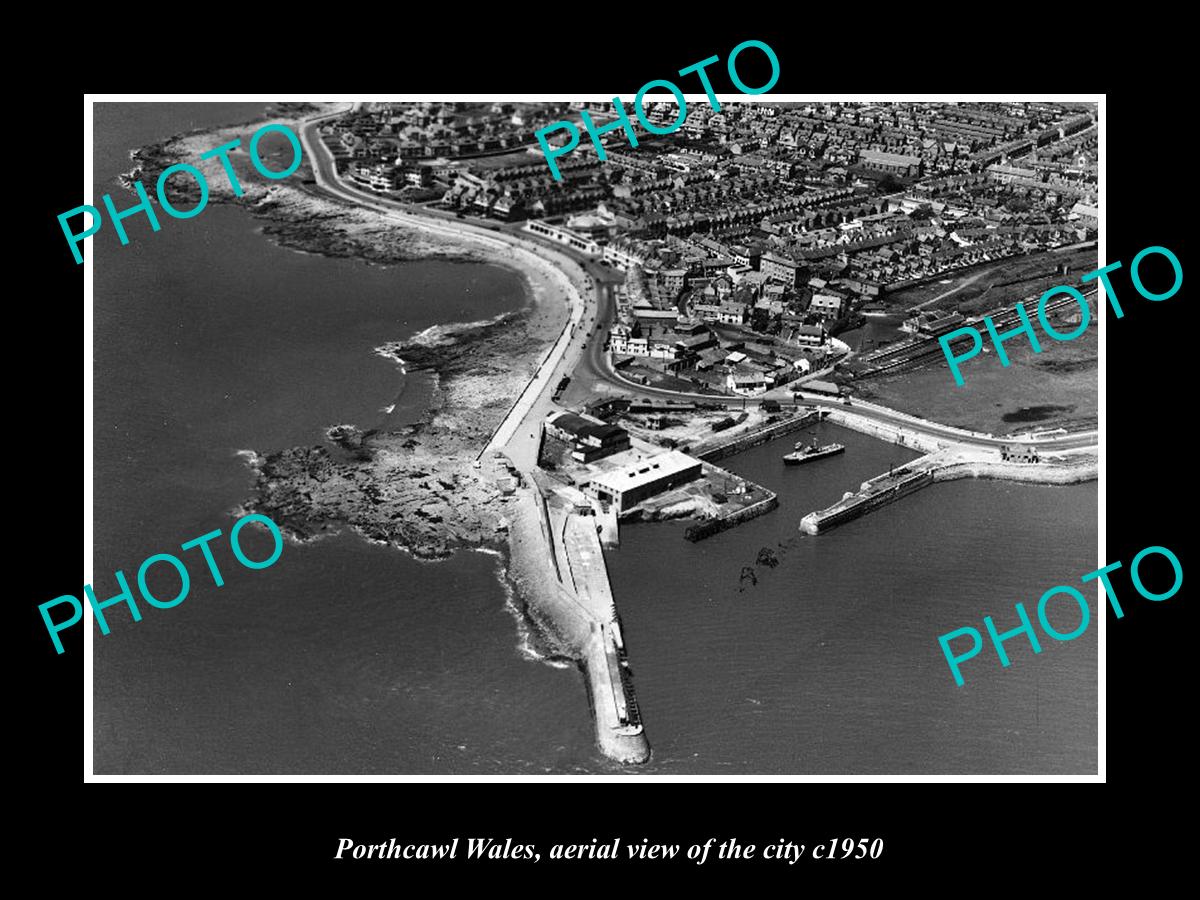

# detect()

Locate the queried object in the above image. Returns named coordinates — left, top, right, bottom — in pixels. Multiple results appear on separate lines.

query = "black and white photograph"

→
left=77, top=94, right=1106, bottom=776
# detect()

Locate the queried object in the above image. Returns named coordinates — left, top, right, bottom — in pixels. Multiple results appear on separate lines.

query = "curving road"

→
left=297, top=107, right=1097, bottom=456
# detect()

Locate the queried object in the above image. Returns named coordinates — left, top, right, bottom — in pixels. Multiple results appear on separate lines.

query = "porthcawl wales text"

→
left=334, top=837, right=884, bottom=865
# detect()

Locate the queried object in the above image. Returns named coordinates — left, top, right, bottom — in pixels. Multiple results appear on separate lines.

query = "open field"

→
left=459, top=148, right=542, bottom=170
left=854, top=322, right=1098, bottom=435
left=885, top=246, right=1100, bottom=315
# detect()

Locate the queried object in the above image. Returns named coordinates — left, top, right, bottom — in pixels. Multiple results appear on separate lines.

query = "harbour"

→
left=602, top=426, right=1097, bottom=774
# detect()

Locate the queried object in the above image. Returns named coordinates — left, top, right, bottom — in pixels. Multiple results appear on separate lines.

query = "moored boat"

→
left=784, top=439, right=846, bottom=466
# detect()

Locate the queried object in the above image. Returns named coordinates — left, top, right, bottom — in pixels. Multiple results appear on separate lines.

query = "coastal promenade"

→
left=298, top=109, right=599, bottom=472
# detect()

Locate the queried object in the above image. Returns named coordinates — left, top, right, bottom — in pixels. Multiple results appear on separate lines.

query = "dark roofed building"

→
left=544, top=411, right=631, bottom=464
left=544, top=412, right=596, bottom=442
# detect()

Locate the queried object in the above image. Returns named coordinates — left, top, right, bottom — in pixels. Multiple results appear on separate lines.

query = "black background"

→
left=24, top=20, right=1188, bottom=886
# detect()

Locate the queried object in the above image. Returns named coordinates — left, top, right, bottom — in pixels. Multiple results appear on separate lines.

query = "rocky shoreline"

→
left=243, top=432, right=502, bottom=561
left=239, top=301, right=557, bottom=559
left=119, top=105, right=571, bottom=563
left=123, top=105, right=491, bottom=268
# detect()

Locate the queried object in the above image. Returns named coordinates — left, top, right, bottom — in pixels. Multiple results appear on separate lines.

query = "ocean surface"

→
left=92, top=103, right=1098, bottom=774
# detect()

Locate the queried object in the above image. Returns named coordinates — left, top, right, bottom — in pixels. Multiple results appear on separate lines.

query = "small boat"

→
left=784, top=438, right=846, bottom=466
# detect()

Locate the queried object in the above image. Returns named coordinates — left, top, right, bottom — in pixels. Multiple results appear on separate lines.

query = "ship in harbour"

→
left=783, top=438, right=846, bottom=466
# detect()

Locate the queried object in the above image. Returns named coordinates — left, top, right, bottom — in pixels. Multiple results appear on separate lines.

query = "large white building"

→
left=583, top=451, right=703, bottom=514
left=604, top=244, right=645, bottom=270
left=726, top=370, right=772, bottom=396
left=1070, top=202, right=1098, bottom=230
left=524, top=220, right=601, bottom=256
left=808, top=293, right=844, bottom=320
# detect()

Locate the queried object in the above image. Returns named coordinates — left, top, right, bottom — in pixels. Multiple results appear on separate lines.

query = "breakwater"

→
left=800, top=466, right=934, bottom=534
left=684, top=493, right=779, bottom=542
left=800, top=448, right=1097, bottom=535
left=693, top=409, right=827, bottom=462
left=931, top=455, right=1097, bottom=485
left=523, top=481, right=650, bottom=764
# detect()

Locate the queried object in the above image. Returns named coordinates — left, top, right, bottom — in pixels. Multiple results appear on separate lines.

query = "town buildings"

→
left=319, top=101, right=1097, bottom=400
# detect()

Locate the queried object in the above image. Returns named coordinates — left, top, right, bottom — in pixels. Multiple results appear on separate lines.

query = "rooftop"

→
left=586, top=450, right=702, bottom=494
left=860, top=149, right=922, bottom=166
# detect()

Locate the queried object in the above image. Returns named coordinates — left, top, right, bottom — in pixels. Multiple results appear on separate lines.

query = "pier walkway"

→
left=535, top=480, right=650, bottom=764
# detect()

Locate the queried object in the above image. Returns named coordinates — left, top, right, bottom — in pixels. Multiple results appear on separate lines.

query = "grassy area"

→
left=885, top=247, right=1099, bottom=314
left=463, top=149, right=541, bottom=171
left=854, top=322, right=1098, bottom=435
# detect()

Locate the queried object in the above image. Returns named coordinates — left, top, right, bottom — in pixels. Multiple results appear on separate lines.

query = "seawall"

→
left=693, top=409, right=827, bottom=462
left=931, top=456, right=1098, bottom=485
left=508, top=484, right=650, bottom=765
left=800, top=467, right=933, bottom=534
left=800, top=450, right=1097, bottom=534
left=685, top=493, right=779, bottom=542
left=823, top=408, right=951, bottom=454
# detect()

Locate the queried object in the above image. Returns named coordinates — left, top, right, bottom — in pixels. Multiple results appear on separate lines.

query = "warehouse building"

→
left=583, top=450, right=703, bottom=514
left=544, top=411, right=631, bottom=463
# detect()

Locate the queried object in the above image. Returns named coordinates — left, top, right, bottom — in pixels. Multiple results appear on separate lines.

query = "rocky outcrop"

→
left=241, top=304, right=553, bottom=559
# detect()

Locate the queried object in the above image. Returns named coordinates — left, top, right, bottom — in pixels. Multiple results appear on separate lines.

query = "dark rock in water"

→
left=739, top=566, right=758, bottom=590
left=756, top=547, right=780, bottom=568
left=327, top=424, right=367, bottom=454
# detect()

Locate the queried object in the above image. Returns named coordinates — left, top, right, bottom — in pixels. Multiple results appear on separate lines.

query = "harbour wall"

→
left=824, top=408, right=951, bottom=454
left=548, top=489, right=652, bottom=765
left=684, top=493, right=779, bottom=542
left=693, top=409, right=827, bottom=462
left=932, top=456, right=1098, bottom=485
left=800, top=452, right=1097, bottom=534
left=581, top=628, right=652, bottom=764
left=506, top=490, right=592, bottom=652
left=800, top=467, right=934, bottom=535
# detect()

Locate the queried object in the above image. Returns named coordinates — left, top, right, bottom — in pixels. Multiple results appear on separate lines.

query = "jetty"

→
left=800, top=446, right=1098, bottom=535
left=800, top=464, right=933, bottom=534
left=521, top=475, right=650, bottom=764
